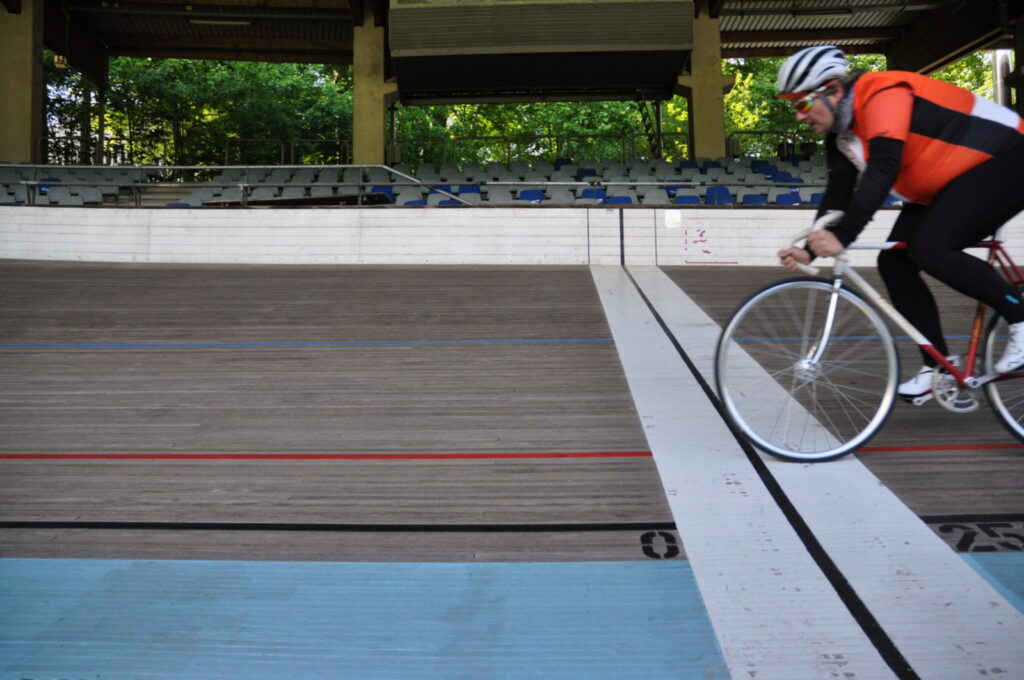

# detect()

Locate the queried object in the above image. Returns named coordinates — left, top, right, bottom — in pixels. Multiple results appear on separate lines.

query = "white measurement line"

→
left=592, top=264, right=895, bottom=680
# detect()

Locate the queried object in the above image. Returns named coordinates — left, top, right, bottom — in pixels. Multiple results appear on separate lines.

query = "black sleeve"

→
left=825, top=136, right=905, bottom=247
left=804, top=134, right=857, bottom=259
left=816, top=133, right=857, bottom=220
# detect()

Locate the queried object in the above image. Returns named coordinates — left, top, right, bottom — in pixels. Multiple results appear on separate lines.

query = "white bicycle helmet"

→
left=777, top=45, right=850, bottom=95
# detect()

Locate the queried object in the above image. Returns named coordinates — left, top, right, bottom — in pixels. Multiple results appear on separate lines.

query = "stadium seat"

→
left=641, top=189, right=672, bottom=205
left=369, top=185, right=395, bottom=202
left=705, top=186, right=734, bottom=205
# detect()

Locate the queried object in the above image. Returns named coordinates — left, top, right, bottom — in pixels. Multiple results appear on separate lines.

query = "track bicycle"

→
left=714, top=221, right=1024, bottom=462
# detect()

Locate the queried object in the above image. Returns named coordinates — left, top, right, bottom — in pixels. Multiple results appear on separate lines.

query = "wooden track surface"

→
left=663, top=266, right=1024, bottom=521
left=0, top=261, right=674, bottom=562
left=2, top=260, right=1021, bottom=563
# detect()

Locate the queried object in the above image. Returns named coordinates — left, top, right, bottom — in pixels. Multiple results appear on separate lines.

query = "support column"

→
left=353, top=23, right=398, bottom=165
left=1014, top=22, right=1024, bottom=116
left=675, top=9, right=732, bottom=160
left=0, top=0, right=44, bottom=162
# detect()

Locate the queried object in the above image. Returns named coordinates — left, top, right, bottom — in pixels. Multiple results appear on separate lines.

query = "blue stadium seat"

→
left=741, top=194, right=768, bottom=205
left=775, top=192, right=800, bottom=205
left=518, top=189, right=545, bottom=203
left=369, top=185, right=394, bottom=202
left=674, top=194, right=701, bottom=205
left=603, top=195, right=633, bottom=205
left=705, top=186, right=734, bottom=205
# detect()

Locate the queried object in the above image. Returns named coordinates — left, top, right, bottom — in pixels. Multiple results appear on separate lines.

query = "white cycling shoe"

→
left=995, top=321, right=1024, bottom=373
left=898, top=366, right=935, bottom=403
left=899, top=356, right=962, bottom=405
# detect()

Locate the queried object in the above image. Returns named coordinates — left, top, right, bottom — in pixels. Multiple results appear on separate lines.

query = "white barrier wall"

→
left=2, top=205, right=1023, bottom=266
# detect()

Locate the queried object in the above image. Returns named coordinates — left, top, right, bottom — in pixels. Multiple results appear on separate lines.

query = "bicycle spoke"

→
left=716, top=279, right=897, bottom=461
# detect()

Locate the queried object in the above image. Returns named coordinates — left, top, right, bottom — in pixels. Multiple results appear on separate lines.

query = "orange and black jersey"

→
left=819, top=71, right=1023, bottom=247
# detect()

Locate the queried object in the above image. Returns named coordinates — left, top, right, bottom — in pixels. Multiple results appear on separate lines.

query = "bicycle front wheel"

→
left=983, top=315, right=1024, bottom=441
left=715, top=278, right=899, bottom=461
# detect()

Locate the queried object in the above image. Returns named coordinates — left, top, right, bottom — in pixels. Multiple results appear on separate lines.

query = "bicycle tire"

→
left=715, top=277, right=899, bottom=461
left=982, top=314, right=1024, bottom=441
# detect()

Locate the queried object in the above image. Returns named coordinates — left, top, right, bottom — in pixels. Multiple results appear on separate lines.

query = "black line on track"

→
left=621, top=266, right=921, bottom=680
left=619, top=209, right=626, bottom=266
left=920, top=513, right=1024, bottom=524
left=0, top=520, right=678, bottom=533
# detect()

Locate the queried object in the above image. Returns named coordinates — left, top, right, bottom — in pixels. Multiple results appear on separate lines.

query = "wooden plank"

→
left=661, top=265, right=1024, bottom=521
left=0, top=261, right=668, bottom=561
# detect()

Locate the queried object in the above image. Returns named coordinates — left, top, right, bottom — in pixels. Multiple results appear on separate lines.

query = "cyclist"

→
left=776, top=45, right=1024, bottom=401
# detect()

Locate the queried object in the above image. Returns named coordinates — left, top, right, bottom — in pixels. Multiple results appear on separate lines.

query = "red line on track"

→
left=859, top=443, right=1024, bottom=453
left=0, top=451, right=653, bottom=461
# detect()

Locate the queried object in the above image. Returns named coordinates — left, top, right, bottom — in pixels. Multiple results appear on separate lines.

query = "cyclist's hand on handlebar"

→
left=778, top=247, right=811, bottom=271
left=806, top=229, right=844, bottom=257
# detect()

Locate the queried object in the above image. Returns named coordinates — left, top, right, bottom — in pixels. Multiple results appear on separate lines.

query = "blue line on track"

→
left=0, top=338, right=614, bottom=350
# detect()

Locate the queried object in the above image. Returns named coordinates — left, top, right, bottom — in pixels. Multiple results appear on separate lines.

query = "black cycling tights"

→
left=877, top=137, right=1024, bottom=366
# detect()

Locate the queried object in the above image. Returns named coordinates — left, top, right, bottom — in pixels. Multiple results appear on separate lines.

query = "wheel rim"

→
left=984, top=316, right=1024, bottom=440
left=716, top=280, right=898, bottom=461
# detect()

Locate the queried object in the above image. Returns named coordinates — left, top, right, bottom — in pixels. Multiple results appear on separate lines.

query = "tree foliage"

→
left=45, top=54, right=353, bottom=167
left=43, top=49, right=1003, bottom=167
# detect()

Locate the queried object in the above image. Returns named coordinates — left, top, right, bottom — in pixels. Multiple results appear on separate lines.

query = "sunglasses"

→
left=792, top=92, right=818, bottom=114
left=790, top=82, right=834, bottom=113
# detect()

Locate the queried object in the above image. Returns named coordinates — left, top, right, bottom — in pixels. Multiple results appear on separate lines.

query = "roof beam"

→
left=111, top=47, right=350, bottom=63
left=103, top=34, right=353, bottom=52
left=722, top=27, right=902, bottom=43
left=887, top=1, right=1016, bottom=72
left=722, top=44, right=888, bottom=58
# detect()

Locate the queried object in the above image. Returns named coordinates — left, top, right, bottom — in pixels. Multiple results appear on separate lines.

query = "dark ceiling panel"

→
left=36, top=0, right=1021, bottom=95
left=390, top=0, right=693, bottom=103
left=394, top=50, right=690, bottom=104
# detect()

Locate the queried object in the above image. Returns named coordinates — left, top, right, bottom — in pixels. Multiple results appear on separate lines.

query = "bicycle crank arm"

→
left=966, top=372, right=1015, bottom=388
left=911, top=392, right=934, bottom=406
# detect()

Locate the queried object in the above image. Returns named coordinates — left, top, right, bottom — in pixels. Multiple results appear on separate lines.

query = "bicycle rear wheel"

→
left=715, top=278, right=899, bottom=461
left=982, top=315, right=1024, bottom=441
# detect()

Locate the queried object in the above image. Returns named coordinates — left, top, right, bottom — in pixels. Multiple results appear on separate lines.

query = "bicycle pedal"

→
left=901, top=392, right=933, bottom=406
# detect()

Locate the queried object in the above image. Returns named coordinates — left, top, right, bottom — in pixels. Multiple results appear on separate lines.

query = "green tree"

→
left=394, top=99, right=648, bottom=166
left=46, top=55, right=354, bottom=167
left=930, top=51, right=993, bottom=98
left=42, top=49, right=1003, bottom=169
